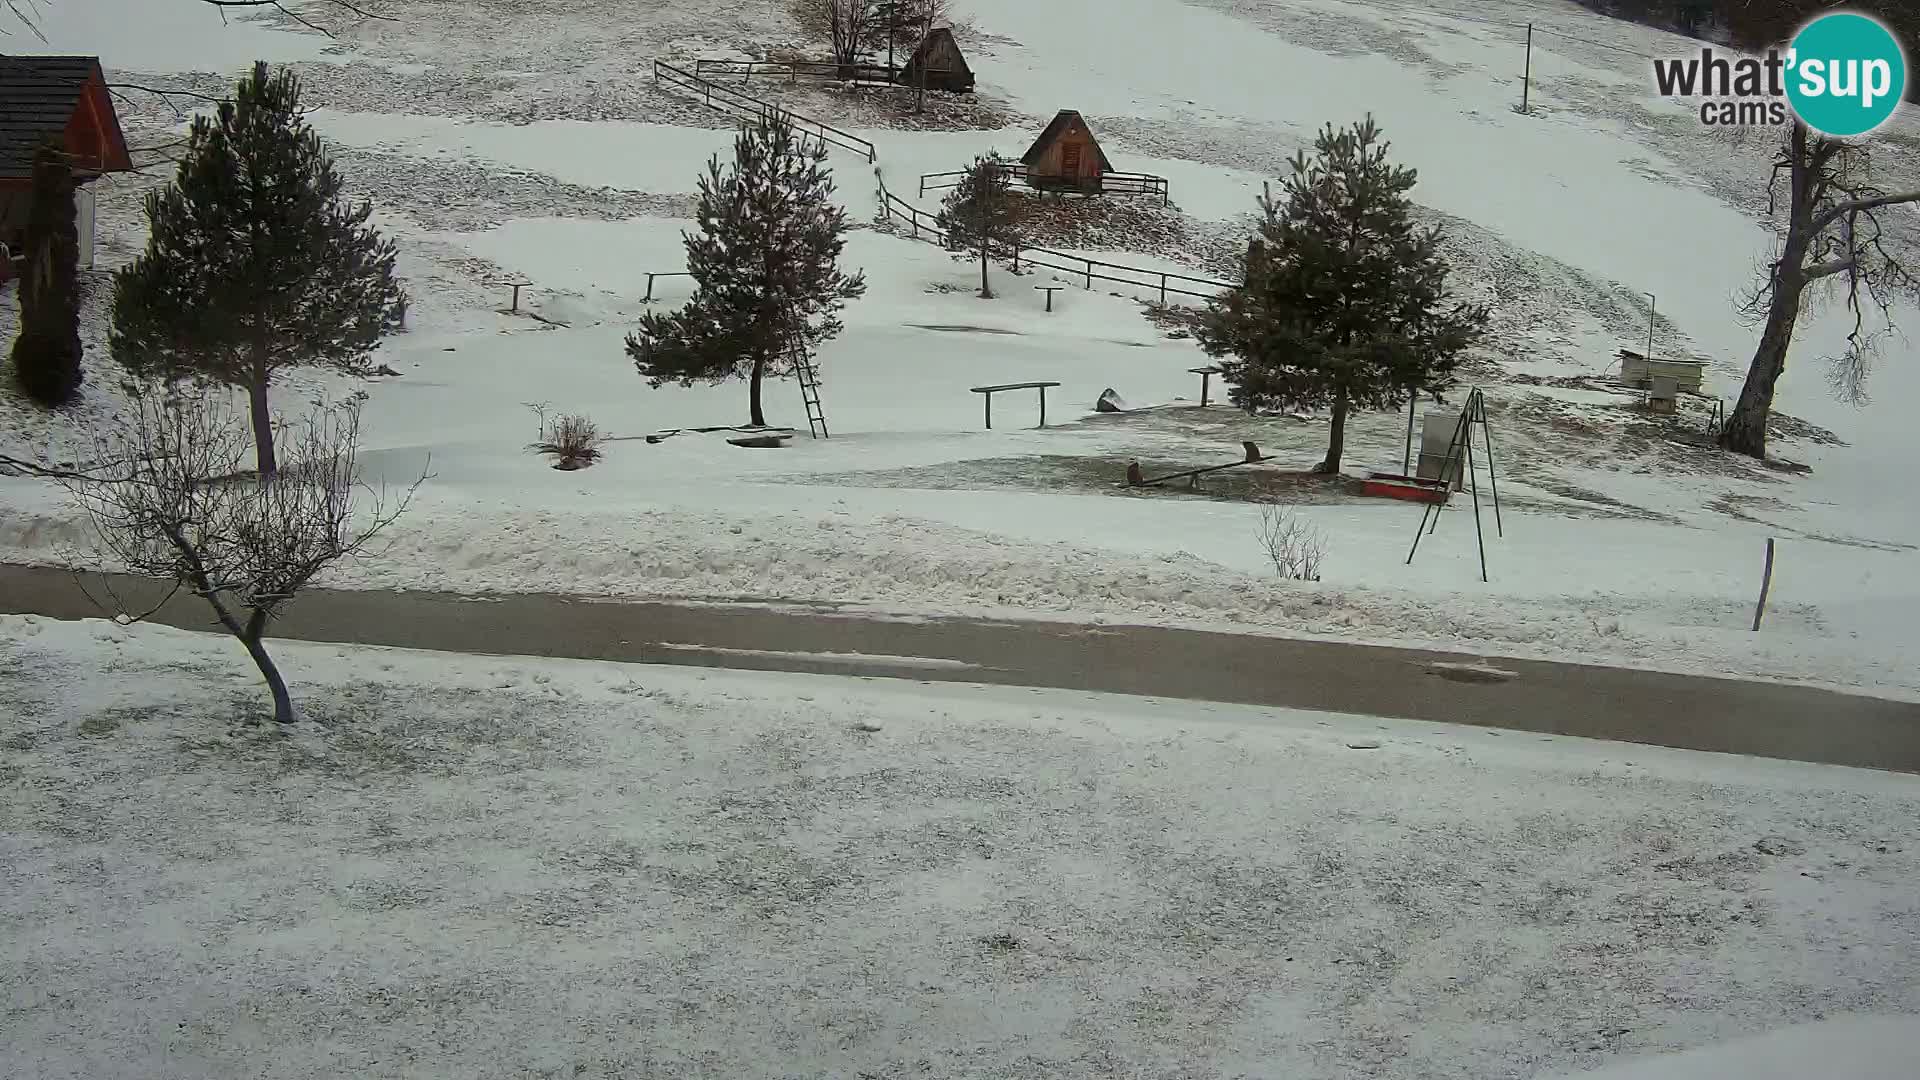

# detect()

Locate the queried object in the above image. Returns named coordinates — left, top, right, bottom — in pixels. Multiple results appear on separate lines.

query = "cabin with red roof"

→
left=0, top=56, right=133, bottom=278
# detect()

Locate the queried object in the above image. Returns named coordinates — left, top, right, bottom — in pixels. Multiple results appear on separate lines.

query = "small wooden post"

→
left=643, top=273, right=657, bottom=303
left=509, top=282, right=531, bottom=312
left=1521, top=23, right=1534, bottom=113
left=984, top=392, right=992, bottom=430
left=1159, top=274, right=1168, bottom=304
left=1200, top=370, right=1211, bottom=407
left=1752, top=537, right=1776, bottom=630
left=1085, top=261, right=1093, bottom=290
left=1038, top=385, right=1048, bottom=429
left=1012, top=240, right=1021, bottom=273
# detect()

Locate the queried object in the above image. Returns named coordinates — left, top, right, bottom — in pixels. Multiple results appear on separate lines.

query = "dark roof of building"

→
left=907, top=27, right=971, bottom=73
left=0, top=55, right=113, bottom=179
left=1021, top=110, right=1114, bottom=170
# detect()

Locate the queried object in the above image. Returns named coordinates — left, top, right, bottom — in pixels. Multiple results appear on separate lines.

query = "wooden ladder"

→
left=793, top=347, right=829, bottom=439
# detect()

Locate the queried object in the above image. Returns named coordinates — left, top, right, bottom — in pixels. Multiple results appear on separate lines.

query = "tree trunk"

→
left=240, top=628, right=294, bottom=724
left=748, top=350, right=768, bottom=428
left=247, top=366, right=277, bottom=480
left=1721, top=282, right=1802, bottom=459
left=1722, top=121, right=1813, bottom=461
left=1317, top=394, right=1350, bottom=474
left=980, top=223, right=992, bottom=298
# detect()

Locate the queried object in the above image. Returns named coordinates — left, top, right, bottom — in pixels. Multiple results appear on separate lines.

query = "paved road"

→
left=3, top=562, right=1916, bottom=772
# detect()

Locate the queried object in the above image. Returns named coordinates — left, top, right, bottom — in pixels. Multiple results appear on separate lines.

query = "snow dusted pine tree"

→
left=628, top=115, right=866, bottom=428
left=1197, top=117, right=1488, bottom=474
left=9, top=142, right=84, bottom=407
left=110, top=62, right=407, bottom=480
left=935, top=151, right=1023, bottom=299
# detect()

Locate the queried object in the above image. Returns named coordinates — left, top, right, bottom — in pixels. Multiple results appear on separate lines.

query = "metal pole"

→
left=1403, top=394, right=1416, bottom=474
left=1645, top=292, right=1657, bottom=364
left=1752, top=538, right=1776, bottom=630
left=1478, top=392, right=1503, bottom=537
left=1522, top=23, right=1533, bottom=113
left=1464, top=397, right=1488, bottom=583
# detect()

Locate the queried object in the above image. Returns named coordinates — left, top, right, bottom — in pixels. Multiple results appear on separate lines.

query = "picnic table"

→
left=970, top=381, right=1061, bottom=430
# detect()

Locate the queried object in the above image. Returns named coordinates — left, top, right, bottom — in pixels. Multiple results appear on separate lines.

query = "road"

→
left=3, top=562, right=1916, bottom=771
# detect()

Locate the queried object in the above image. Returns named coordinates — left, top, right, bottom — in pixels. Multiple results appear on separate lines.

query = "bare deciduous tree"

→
left=1722, top=122, right=1920, bottom=459
left=1256, top=502, right=1325, bottom=582
left=63, top=388, right=421, bottom=724
left=6, top=1, right=392, bottom=39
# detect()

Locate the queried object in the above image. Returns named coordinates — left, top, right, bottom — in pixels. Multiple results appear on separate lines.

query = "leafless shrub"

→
left=62, top=386, right=422, bottom=724
left=1257, top=501, right=1325, bottom=582
left=525, top=403, right=604, bottom=471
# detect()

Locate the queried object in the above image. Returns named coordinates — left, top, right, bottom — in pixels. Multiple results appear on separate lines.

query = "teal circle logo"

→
left=1786, top=12, right=1908, bottom=137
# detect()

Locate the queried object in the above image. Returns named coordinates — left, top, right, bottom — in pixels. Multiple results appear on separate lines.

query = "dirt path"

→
left=4, top=562, right=1916, bottom=772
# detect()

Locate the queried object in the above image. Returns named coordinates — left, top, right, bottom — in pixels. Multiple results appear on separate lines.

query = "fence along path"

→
left=652, top=57, right=1236, bottom=303
left=876, top=176, right=1237, bottom=303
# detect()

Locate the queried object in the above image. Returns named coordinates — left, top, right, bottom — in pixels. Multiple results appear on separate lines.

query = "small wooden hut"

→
left=898, top=27, right=974, bottom=93
left=1020, top=110, right=1112, bottom=193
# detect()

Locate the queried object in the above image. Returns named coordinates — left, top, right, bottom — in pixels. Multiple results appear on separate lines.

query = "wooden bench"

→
left=1035, top=285, right=1063, bottom=312
left=970, top=381, right=1062, bottom=430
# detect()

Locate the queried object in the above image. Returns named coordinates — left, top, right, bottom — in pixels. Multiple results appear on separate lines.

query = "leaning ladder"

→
left=793, top=347, right=829, bottom=439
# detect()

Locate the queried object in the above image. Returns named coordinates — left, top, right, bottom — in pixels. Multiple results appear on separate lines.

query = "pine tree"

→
left=9, top=142, right=84, bottom=407
left=628, top=115, right=866, bottom=428
left=110, top=61, right=407, bottom=480
left=1196, top=117, right=1488, bottom=475
left=935, top=152, right=1023, bottom=298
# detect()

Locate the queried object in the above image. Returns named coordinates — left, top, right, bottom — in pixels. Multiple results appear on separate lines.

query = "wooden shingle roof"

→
left=1020, top=110, right=1114, bottom=171
left=0, top=55, right=128, bottom=179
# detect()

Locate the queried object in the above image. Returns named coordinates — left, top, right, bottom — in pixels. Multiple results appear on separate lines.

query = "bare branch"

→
left=1812, top=190, right=1920, bottom=237
left=1804, top=255, right=1858, bottom=281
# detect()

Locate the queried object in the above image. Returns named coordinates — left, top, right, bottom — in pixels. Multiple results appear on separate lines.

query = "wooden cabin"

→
left=898, top=27, right=973, bottom=93
left=1020, top=110, right=1113, bottom=193
left=0, top=56, right=132, bottom=278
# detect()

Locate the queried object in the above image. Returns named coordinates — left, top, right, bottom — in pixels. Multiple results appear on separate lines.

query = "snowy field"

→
left=5, top=614, right=1919, bottom=1080
left=3, top=0, right=1919, bottom=698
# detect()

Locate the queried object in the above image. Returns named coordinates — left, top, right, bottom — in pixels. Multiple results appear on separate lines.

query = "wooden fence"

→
left=919, top=162, right=1171, bottom=205
left=652, top=60, right=877, bottom=162
left=693, top=58, right=900, bottom=85
left=877, top=184, right=1235, bottom=303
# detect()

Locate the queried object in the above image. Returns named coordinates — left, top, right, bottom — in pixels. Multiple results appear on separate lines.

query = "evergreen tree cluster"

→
left=112, top=62, right=407, bottom=478
left=628, top=115, right=866, bottom=428
left=1197, top=117, right=1488, bottom=474
left=9, top=143, right=84, bottom=407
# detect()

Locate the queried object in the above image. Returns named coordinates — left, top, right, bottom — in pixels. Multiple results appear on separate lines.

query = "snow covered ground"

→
left=5, top=614, right=1919, bottom=1079
left=3, top=0, right=1918, bottom=697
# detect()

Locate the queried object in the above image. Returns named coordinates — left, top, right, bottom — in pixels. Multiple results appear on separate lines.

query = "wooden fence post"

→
left=1521, top=23, right=1534, bottom=113
left=644, top=273, right=656, bottom=303
left=1085, top=262, right=1093, bottom=290
left=1159, top=274, right=1168, bottom=304
left=1012, top=240, right=1021, bottom=272
left=1752, top=537, right=1776, bottom=631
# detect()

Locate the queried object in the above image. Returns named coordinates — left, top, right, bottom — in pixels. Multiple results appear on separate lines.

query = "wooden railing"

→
left=919, top=162, right=1171, bottom=205
left=877, top=178, right=1235, bottom=303
left=693, top=58, right=899, bottom=84
left=652, top=60, right=877, bottom=162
